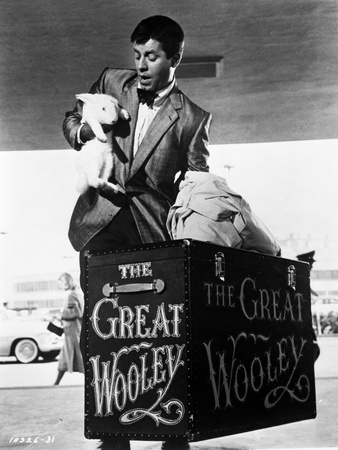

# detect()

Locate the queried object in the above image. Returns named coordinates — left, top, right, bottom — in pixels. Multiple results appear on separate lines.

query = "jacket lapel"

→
left=128, top=90, right=182, bottom=180
left=115, top=81, right=139, bottom=177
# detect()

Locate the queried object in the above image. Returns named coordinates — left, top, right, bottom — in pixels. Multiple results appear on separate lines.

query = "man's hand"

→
left=79, top=123, right=95, bottom=143
left=102, top=124, right=114, bottom=133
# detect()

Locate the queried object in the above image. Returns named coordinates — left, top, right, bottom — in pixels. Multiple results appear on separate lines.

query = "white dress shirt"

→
left=133, top=79, right=175, bottom=155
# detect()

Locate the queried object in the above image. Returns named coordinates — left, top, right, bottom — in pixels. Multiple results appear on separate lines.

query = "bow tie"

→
left=137, top=89, right=157, bottom=107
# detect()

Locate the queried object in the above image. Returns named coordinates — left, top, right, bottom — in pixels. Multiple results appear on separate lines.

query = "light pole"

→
left=224, top=164, right=234, bottom=184
left=224, top=164, right=234, bottom=174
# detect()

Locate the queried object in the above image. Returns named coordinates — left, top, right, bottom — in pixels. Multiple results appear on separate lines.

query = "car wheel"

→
left=14, top=339, right=39, bottom=363
left=41, top=350, right=60, bottom=362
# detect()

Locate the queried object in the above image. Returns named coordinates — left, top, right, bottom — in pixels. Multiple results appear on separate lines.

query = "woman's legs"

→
left=54, top=370, right=65, bottom=385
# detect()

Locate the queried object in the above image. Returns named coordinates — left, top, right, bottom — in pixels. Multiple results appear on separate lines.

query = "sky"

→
left=0, top=138, right=337, bottom=295
left=209, top=139, right=338, bottom=244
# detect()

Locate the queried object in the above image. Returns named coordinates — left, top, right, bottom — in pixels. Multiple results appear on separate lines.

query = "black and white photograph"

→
left=0, top=1, right=337, bottom=449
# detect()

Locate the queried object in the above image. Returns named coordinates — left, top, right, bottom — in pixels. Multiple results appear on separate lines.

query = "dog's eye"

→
left=102, top=107, right=106, bottom=111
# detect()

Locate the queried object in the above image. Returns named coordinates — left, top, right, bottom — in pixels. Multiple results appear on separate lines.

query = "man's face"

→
left=133, top=39, right=177, bottom=93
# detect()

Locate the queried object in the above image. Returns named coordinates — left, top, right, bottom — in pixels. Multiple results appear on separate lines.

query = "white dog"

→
left=75, top=93, right=129, bottom=194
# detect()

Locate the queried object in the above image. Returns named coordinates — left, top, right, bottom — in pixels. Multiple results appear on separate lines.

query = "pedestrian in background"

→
left=54, top=272, right=84, bottom=385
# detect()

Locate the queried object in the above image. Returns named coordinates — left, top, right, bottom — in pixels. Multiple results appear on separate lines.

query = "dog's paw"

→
left=105, top=182, right=119, bottom=193
left=97, top=180, right=118, bottom=193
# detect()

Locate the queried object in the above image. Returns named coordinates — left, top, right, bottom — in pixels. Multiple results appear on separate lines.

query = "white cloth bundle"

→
left=167, top=171, right=280, bottom=256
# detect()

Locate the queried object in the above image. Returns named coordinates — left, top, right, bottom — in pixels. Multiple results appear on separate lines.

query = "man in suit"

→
left=63, top=15, right=211, bottom=295
left=63, top=15, right=211, bottom=450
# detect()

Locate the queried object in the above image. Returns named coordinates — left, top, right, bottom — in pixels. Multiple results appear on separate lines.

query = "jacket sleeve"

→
left=186, top=111, right=211, bottom=173
left=173, top=108, right=211, bottom=190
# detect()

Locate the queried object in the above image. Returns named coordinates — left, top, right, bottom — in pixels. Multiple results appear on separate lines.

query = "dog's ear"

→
left=76, top=93, right=93, bottom=104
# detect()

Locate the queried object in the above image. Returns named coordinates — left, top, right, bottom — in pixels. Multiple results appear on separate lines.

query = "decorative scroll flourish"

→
left=264, top=374, right=311, bottom=408
left=120, top=344, right=185, bottom=426
left=120, top=398, right=185, bottom=426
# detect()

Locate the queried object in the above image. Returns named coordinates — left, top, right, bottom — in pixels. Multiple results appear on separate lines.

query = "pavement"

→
left=0, top=337, right=337, bottom=450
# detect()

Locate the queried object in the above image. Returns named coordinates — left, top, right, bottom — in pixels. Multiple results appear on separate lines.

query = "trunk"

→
left=84, top=239, right=316, bottom=442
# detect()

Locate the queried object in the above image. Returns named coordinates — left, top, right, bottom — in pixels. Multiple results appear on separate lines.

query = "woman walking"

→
left=54, top=272, right=84, bottom=385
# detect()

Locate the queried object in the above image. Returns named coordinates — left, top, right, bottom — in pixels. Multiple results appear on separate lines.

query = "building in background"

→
left=5, top=271, right=80, bottom=315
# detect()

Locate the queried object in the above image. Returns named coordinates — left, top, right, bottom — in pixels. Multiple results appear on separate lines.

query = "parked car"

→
left=0, top=307, right=63, bottom=363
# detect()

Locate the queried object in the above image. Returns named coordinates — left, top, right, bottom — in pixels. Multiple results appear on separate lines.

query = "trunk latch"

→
left=287, top=265, right=296, bottom=290
left=215, top=252, right=225, bottom=281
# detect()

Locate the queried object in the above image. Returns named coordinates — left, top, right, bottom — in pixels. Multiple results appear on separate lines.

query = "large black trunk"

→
left=84, top=239, right=316, bottom=442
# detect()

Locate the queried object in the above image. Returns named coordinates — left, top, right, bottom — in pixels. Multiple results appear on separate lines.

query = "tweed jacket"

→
left=63, top=68, right=212, bottom=251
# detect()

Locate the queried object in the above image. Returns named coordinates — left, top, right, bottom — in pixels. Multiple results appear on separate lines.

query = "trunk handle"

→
left=102, top=279, right=165, bottom=297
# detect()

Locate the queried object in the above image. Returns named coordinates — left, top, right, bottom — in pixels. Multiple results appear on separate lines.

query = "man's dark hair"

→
left=130, top=15, right=184, bottom=58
